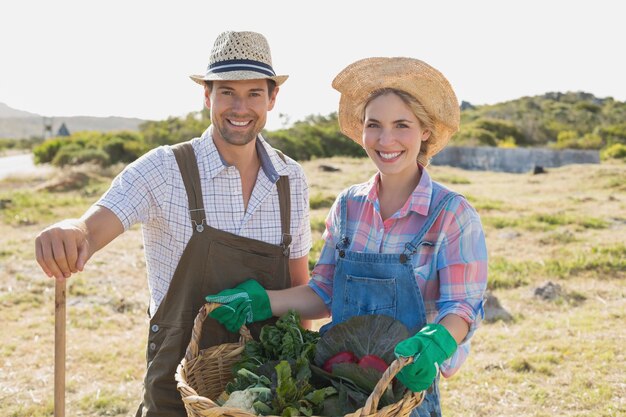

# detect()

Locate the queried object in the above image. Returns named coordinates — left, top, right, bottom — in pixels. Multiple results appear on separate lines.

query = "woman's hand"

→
left=393, top=323, right=458, bottom=392
left=205, top=279, right=271, bottom=332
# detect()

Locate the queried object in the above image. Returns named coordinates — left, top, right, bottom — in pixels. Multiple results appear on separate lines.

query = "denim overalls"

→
left=323, top=182, right=459, bottom=417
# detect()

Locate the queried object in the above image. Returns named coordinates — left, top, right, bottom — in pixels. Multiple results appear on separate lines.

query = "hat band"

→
left=207, top=59, right=276, bottom=77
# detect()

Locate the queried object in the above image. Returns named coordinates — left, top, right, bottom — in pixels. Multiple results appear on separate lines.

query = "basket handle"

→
left=183, top=302, right=253, bottom=363
left=359, top=356, right=425, bottom=416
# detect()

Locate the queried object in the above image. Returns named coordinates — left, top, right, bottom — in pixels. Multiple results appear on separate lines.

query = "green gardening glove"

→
left=204, top=279, right=272, bottom=333
left=393, top=323, right=458, bottom=392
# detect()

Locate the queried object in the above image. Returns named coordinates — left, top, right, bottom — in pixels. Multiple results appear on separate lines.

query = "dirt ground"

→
left=0, top=158, right=624, bottom=416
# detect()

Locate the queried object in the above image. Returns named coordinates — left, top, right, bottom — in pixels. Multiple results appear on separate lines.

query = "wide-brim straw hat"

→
left=332, top=57, right=460, bottom=166
left=190, top=31, right=288, bottom=86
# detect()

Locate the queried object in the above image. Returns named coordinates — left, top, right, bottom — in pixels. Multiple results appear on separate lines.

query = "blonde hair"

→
left=361, top=88, right=436, bottom=162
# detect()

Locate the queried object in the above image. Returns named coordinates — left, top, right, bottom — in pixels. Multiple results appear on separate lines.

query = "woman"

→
left=207, top=57, right=488, bottom=417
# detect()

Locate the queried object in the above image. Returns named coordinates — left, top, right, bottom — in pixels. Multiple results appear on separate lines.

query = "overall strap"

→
left=336, top=193, right=350, bottom=250
left=403, top=183, right=460, bottom=258
left=273, top=149, right=292, bottom=254
left=171, top=142, right=207, bottom=233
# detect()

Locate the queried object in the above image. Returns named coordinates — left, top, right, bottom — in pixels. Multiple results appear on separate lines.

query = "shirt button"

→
left=149, top=342, right=157, bottom=351
left=151, top=324, right=159, bottom=333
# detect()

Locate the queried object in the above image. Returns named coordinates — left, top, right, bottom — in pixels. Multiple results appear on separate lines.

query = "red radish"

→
left=322, top=351, right=358, bottom=373
left=357, top=354, right=388, bottom=373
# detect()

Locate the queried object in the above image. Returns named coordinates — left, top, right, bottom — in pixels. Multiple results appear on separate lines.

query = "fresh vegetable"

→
left=314, top=315, right=410, bottom=367
left=314, top=315, right=411, bottom=415
left=271, top=359, right=336, bottom=416
left=226, top=313, right=409, bottom=416
left=223, top=387, right=271, bottom=414
left=225, top=368, right=271, bottom=395
left=234, top=310, right=319, bottom=373
left=357, top=354, right=388, bottom=373
left=322, top=351, right=358, bottom=373
left=225, top=311, right=335, bottom=416
left=316, top=362, right=383, bottom=416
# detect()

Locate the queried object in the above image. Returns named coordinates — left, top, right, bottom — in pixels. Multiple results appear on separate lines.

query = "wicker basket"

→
left=175, top=302, right=425, bottom=417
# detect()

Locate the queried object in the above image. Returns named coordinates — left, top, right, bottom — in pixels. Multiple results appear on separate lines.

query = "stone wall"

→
left=431, top=146, right=600, bottom=173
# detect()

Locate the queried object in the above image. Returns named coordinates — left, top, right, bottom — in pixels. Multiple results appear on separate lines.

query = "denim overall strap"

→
left=402, top=186, right=460, bottom=261
left=336, top=192, right=351, bottom=250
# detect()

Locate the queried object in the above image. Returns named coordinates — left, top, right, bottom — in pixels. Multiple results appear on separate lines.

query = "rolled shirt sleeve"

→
left=308, top=192, right=343, bottom=308
left=434, top=200, right=488, bottom=376
left=96, top=146, right=169, bottom=230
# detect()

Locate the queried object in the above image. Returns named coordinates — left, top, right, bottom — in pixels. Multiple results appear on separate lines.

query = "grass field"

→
left=0, top=158, right=624, bottom=416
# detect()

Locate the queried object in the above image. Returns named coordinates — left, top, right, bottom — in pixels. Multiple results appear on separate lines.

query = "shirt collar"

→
left=200, top=126, right=289, bottom=182
left=366, top=168, right=433, bottom=218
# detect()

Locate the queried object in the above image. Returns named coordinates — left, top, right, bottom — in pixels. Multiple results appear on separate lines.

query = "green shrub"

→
left=601, top=143, right=626, bottom=161
left=497, top=136, right=518, bottom=148
left=266, top=130, right=325, bottom=161
left=50, top=143, right=83, bottom=166
left=554, top=131, right=603, bottom=150
left=140, top=111, right=210, bottom=146
left=453, top=127, right=498, bottom=146
left=597, top=123, right=626, bottom=146
left=0, top=137, right=43, bottom=152
left=33, top=138, right=64, bottom=163
left=266, top=113, right=364, bottom=161
left=574, top=102, right=601, bottom=114
left=33, top=130, right=148, bottom=167
left=101, top=132, right=147, bottom=164
left=52, top=146, right=110, bottom=167
left=474, top=119, right=525, bottom=144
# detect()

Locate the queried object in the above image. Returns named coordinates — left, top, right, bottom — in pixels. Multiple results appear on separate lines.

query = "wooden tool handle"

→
left=55, top=278, right=66, bottom=417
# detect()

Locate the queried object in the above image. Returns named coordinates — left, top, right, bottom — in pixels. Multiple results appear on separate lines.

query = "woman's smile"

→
left=376, top=150, right=404, bottom=161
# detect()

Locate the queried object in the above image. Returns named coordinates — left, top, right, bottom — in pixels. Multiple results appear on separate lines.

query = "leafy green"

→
left=234, top=310, right=320, bottom=373
left=312, top=315, right=411, bottom=414
left=322, top=381, right=369, bottom=417
left=226, top=311, right=334, bottom=416
left=225, top=368, right=271, bottom=394
left=271, top=360, right=336, bottom=417
left=260, top=311, right=320, bottom=360
left=228, top=313, right=412, bottom=416
left=314, top=315, right=410, bottom=367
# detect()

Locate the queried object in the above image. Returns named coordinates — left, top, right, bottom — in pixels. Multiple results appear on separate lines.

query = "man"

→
left=35, top=31, right=312, bottom=416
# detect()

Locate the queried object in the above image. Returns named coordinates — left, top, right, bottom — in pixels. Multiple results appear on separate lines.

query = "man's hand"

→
left=35, top=206, right=124, bottom=280
left=394, top=323, right=458, bottom=392
left=35, top=219, right=90, bottom=279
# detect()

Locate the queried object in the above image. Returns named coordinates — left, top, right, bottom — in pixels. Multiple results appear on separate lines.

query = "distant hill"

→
left=455, top=91, right=626, bottom=149
left=0, top=102, right=40, bottom=118
left=0, top=102, right=149, bottom=139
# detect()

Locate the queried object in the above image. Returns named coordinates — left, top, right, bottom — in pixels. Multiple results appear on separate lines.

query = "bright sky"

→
left=1, top=0, right=624, bottom=131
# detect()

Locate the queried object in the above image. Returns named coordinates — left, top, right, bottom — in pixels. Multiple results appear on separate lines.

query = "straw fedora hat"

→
left=190, top=31, right=288, bottom=86
left=332, top=57, right=460, bottom=166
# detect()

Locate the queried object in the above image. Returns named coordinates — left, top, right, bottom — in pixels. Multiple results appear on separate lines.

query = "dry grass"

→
left=0, top=159, right=624, bottom=416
